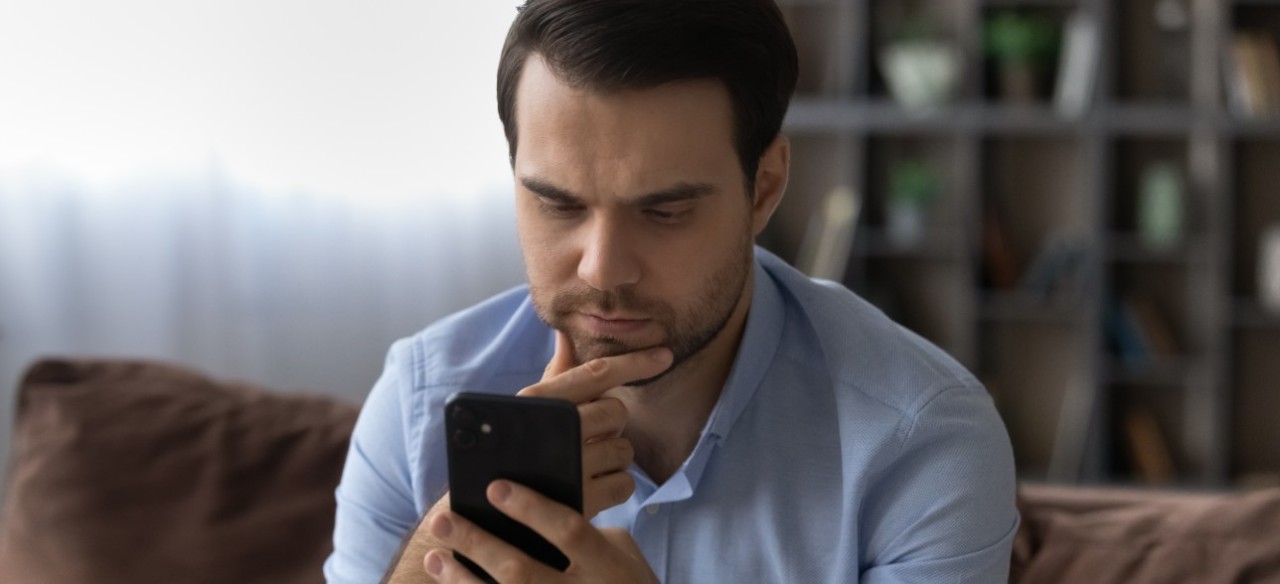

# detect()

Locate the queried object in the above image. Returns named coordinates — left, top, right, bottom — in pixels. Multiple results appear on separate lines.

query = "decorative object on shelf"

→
left=1226, top=31, right=1280, bottom=118
left=885, top=159, right=940, bottom=246
left=1019, top=233, right=1090, bottom=302
left=1137, top=161, right=1186, bottom=250
left=1052, top=10, right=1099, bottom=117
left=797, top=185, right=860, bottom=283
left=984, top=10, right=1060, bottom=102
left=878, top=18, right=959, bottom=111
left=1108, top=294, right=1179, bottom=368
left=1261, top=224, right=1280, bottom=314
left=1153, top=0, right=1191, bottom=101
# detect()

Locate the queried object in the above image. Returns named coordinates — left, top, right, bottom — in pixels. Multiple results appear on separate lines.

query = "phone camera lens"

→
left=450, top=405, right=477, bottom=426
left=453, top=428, right=478, bottom=449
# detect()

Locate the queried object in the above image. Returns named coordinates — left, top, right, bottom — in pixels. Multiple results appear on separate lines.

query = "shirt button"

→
left=645, top=504, right=661, bottom=515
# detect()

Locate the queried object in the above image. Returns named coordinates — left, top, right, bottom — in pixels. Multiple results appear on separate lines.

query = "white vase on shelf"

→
left=886, top=203, right=926, bottom=246
left=879, top=40, right=959, bottom=112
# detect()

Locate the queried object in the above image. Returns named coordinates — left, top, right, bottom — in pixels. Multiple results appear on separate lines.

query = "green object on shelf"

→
left=983, top=11, right=1059, bottom=66
left=1137, top=162, right=1185, bottom=249
left=888, top=160, right=941, bottom=206
left=886, top=160, right=941, bottom=245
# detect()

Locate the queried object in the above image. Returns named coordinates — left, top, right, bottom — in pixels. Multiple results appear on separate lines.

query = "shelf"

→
left=784, top=100, right=1082, bottom=134
left=1104, top=105, right=1206, bottom=136
left=1106, top=357, right=1198, bottom=387
left=854, top=230, right=968, bottom=261
left=787, top=100, right=1280, bottom=138
left=1228, top=115, right=1280, bottom=137
left=777, top=0, right=1277, bottom=488
left=982, top=0, right=1080, bottom=6
left=1107, top=235, right=1207, bottom=265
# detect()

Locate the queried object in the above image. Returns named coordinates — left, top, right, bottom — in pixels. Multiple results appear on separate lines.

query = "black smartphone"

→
left=444, top=392, right=583, bottom=582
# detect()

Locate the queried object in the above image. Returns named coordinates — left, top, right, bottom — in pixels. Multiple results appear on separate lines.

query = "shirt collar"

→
left=658, top=246, right=784, bottom=498
left=703, top=246, right=785, bottom=443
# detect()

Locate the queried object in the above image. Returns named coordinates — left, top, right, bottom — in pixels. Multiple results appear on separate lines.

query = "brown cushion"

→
left=0, top=358, right=360, bottom=584
left=1012, top=483, right=1280, bottom=583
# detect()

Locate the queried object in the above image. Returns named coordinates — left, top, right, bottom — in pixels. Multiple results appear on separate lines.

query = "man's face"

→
left=512, top=55, right=756, bottom=380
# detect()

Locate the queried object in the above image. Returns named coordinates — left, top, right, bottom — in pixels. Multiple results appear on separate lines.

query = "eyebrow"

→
left=519, top=177, right=717, bottom=208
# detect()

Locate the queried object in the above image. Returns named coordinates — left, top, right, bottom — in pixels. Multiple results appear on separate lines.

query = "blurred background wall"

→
left=0, top=0, right=528, bottom=502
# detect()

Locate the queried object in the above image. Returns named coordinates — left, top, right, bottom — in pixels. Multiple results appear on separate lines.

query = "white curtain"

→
left=0, top=0, right=528, bottom=493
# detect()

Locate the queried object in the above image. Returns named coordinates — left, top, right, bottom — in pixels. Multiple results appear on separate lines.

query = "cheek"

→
left=515, top=213, right=572, bottom=282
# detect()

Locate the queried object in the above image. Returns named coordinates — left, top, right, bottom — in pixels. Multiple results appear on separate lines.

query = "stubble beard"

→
left=530, top=234, right=754, bottom=387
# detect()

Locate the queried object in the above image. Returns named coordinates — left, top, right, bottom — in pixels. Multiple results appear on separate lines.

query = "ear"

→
left=750, top=134, right=790, bottom=236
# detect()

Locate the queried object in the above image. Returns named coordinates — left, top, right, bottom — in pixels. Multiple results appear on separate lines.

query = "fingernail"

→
left=490, top=480, right=511, bottom=503
left=425, top=552, right=443, bottom=576
left=648, top=347, right=672, bottom=363
left=431, top=515, right=453, bottom=540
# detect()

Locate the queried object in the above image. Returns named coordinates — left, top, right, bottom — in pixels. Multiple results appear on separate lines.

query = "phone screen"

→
left=444, top=392, right=582, bottom=582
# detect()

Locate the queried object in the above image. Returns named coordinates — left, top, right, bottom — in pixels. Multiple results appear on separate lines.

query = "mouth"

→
left=577, top=312, right=652, bottom=336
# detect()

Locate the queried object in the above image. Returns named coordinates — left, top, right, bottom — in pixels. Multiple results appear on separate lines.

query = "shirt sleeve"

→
left=860, top=384, right=1020, bottom=583
left=324, top=339, right=422, bottom=584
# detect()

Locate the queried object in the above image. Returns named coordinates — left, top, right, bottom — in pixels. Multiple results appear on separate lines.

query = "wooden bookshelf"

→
left=770, top=0, right=1280, bottom=488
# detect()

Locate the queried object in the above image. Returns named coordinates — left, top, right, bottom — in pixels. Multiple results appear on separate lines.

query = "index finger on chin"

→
left=520, top=346, right=672, bottom=403
left=541, top=329, right=576, bottom=382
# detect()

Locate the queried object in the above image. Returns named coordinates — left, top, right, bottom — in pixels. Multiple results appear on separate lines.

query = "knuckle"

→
left=494, top=558, right=534, bottom=584
left=613, top=438, right=634, bottom=464
left=557, top=512, right=593, bottom=548
left=584, top=357, right=610, bottom=376
left=613, top=475, right=636, bottom=504
left=601, top=397, right=627, bottom=420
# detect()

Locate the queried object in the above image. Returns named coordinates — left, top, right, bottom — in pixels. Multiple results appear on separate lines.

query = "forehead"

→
left=512, top=55, right=740, bottom=193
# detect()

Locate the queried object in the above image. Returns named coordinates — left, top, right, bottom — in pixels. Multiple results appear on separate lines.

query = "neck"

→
left=605, top=275, right=755, bottom=484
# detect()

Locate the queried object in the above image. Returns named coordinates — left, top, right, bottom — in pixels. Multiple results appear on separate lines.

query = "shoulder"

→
left=757, top=251, right=977, bottom=420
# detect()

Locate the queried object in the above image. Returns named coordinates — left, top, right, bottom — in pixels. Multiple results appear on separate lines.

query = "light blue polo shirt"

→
left=325, top=247, right=1018, bottom=583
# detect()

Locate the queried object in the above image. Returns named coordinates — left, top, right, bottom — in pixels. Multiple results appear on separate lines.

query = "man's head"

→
left=498, top=0, right=798, bottom=188
left=499, top=0, right=797, bottom=383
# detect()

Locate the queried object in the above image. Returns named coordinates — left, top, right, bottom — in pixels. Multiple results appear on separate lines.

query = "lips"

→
left=578, top=312, right=651, bottom=336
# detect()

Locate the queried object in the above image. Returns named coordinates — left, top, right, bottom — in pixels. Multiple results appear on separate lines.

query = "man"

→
left=325, top=0, right=1018, bottom=582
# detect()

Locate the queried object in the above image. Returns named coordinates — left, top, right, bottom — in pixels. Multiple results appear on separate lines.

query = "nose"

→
left=577, top=215, right=641, bottom=292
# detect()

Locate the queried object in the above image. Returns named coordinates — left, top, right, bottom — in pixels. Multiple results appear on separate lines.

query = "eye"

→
left=644, top=205, right=692, bottom=224
left=537, top=198, right=583, bottom=219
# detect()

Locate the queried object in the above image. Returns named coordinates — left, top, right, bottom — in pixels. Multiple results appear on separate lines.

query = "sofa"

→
left=1, top=358, right=1278, bottom=583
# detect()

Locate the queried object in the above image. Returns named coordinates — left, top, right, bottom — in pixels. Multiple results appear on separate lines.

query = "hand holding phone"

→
left=440, top=332, right=673, bottom=582
left=445, top=392, right=581, bottom=581
left=517, top=332, right=673, bottom=519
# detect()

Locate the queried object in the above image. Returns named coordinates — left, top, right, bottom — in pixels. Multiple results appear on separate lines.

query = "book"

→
left=982, top=202, right=1020, bottom=290
left=1256, top=34, right=1280, bottom=116
left=1229, top=32, right=1280, bottom=117
left=1225, top=37, right=1252, bottom=114
left=1231, top=34, right=1263, bottom=116
left=1108, top=297, right=1151, bottom=365
left=1020, top=235, right=1088, bottom=301
left=1053, top=10, right=1099, bottom=118
left=1125, top=294, right=1179, bottom=357
left=1125, top=406, right=1176, bottom=484
left=1048, top=371, right=1094, bottom=483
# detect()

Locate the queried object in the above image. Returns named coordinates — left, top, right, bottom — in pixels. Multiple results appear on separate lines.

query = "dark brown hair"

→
left=497, top=0, right=799, bottom=188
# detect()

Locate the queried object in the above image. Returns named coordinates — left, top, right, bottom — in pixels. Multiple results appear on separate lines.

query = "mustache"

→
left=549, top=287, right=661, bottom=315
